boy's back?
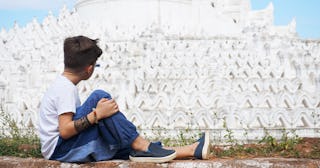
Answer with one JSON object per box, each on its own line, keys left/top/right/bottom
{"left": 38, "top": 75, "right": 80, "bottom": 159}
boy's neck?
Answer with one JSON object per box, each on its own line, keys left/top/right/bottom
{"left": 62, "top": 70, "right": 82, "bottom": 85}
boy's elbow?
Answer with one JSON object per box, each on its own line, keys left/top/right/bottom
{"left": 59, "top": 129, "right": 72, "bottom": 140}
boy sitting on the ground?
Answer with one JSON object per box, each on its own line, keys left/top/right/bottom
{"left": 38, "top": 35, "right": 210, "bottom": 163}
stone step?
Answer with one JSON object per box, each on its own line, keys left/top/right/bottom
{"left": 1, "top": 157, "right": 319, "bottom": 168}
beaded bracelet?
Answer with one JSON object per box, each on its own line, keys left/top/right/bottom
{"left": 92, "top": 108, "right": 99, "bottom": 124}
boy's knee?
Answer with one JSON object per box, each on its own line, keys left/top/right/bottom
{"left": 92, "top": 89, "right": 112, "bottom": 99}
{"left": 104, "top": 112, "right": 127, "bottom": 122}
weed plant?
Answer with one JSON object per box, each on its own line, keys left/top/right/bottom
{"left": 0, "top": 103, "right": 41, "bottom": 158}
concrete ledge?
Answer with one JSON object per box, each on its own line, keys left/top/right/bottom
{"left": 1, "top": 157, "right": 320, "bottom": 168}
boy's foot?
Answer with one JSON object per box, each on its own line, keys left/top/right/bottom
{"left": 153, "top": 141, "right": 162, "bottom": 147}
{"left": 194, "top": 132, "right": 210, "bottom": 159}
{"left": 129, "top": 142, "right": 176, "bottom": 163}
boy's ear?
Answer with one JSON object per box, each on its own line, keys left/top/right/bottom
{"left": 85, "top": 64, "right": 94, "bottom": 74}
{"left": 88, "top": 65, "right": 94, "bottom": 72}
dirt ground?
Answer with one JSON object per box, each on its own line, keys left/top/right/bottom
{"left": 209, "top": 137, "right": 320, "bottom": 159}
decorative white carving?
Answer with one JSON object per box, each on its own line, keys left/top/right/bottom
{"left": 0, "top": 0, "right": 319, "bottom": 142}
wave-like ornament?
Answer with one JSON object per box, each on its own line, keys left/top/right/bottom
{"left": 0, "top": 2, "right": 319, "bottom": 141}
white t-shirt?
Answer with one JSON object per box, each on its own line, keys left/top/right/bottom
{"left": 38, "top": 75, "right": 81, "bottom": 159}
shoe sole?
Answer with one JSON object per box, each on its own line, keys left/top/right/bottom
{"left": 202, "top": 131, "right": 210, "bottom": 159}
{"left": 129, "top": 151, "right": 176, "bottom": 163}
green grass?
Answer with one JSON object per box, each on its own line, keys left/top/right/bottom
{"left": 0, "top": 137, "right": 41, "bottom": 158}
{"left": 212, "top": 132, "right": 320, "bottom": 159}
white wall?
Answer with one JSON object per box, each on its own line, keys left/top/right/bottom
{"left": 0, "top": 0, "right": 318, "bottom": 142}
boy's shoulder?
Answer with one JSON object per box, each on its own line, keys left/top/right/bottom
{"left": 46, "top": 75, "right": 76, "bottom": 95}
{"left": 53, "top": 75, "right": 75, "bottom": 87}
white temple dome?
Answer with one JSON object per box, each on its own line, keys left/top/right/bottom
{"left": 74, "top": 0, "right": 263, "bottom": 37}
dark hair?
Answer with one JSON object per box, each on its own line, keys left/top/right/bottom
{"left": 63, "top": 36, "right": 102, "bottom": 71}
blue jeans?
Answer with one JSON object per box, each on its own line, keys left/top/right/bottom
{"left": 50, "top": 90, "right": 139, "bottom": 163}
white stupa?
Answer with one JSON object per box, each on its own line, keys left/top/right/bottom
{"left": 74, "top": 0, "right": 297, "bottom": 38}
{"left": 0, "top": 0, "right": 318, "bottom": 142}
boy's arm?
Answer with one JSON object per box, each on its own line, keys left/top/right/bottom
{"left": 58, "top": 98, "right": 119, "bottom": 139}
{"left": 59, "top": 111, "right": 97, "bottom": 139}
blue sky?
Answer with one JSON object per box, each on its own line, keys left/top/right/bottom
{"left": 250, "top": 0, "right": 320, "bottom": 39}
{"left": 0, "top": 0, "right": 319, "bottom": 39}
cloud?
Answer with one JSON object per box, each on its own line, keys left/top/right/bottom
{"left": 0, "top": 0, "right": 76, "bottom": 10}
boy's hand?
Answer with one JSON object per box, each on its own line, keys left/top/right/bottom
{"left": 95, "top": 98, "right": 119, "bottom": 120}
